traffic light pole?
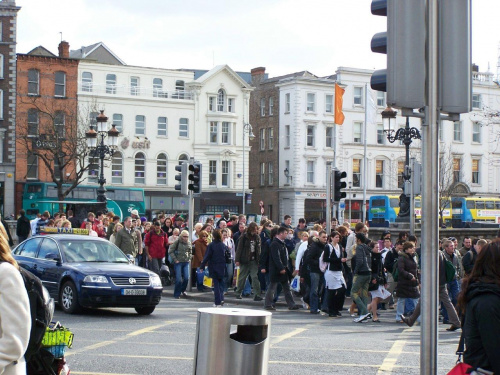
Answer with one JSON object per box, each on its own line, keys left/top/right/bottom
{"left": 187, "top": 189, "right": 194, "bottom": 292}
{"left": 326, "top": 168, "right": 332, "bottom": 234}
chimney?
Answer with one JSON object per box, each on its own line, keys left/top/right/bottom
{"left": 251, "top": 67, "right": 266, "bottom": 76}
{"left": 58, "top": 41, "right": 69, "bottom": 58}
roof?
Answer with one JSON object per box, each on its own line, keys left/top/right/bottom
{"left": 181, "top": 67, "right": 263, "bottom": 85}
{"left": 69, "top": 42, "right": 125, "bottom": 65}
{"left": 192, "top": 65, "right": 253, "bottom": 89}
{"left": 264, "top": 70, "right": 318, "bottom": 83}
{"left": 25, "top": 46, "right": 57, "bottom": 57}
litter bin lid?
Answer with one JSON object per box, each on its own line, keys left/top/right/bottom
{"left": 198, "top": 307, "right": 272, "bottom": 317}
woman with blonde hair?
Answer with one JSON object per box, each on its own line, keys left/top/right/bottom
{"left": 110, "top": 223, "right": 123, "bottom": 244}
{"left": 0, "top": 222, "right": 31, "bottom": 375}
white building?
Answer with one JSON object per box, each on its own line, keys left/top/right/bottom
{"left": 75, "top": 43, "right": 253, "bottom": 217}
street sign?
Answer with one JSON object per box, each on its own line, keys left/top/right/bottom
{"left": 339, "top": 202, "right": 345, "bottom": 210}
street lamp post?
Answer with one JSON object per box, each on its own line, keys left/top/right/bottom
{"left": 382, "top": 107, "right": 422, "bottom": 219}
{"left": 86, "top": 111, "right": 119, "bottom": 208}
{"left": 348, "top": 181, "right": 352, "bottom": 223}
{"left": 242, "top": 122, "right": 255, "bottom": 215}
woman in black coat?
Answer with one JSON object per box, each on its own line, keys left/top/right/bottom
{"left": 395, "top": 241, "right": 420, "bottom": 322}
{"left": 457, "top": 239, "right": 500, "bottom": 374}
{"left": 200, "top": 229, "right": 228, "bottom": 307}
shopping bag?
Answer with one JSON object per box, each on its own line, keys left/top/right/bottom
{"left": 196, "top": 268, "right": 205, "bottom": 286}
{"left": 233, "top": 267, "right": 240, "bottom": 287}
{"left": 290, "top": 275, "right": 300, "bottom": 292}
{"left": 203, "top": 275, "right": 213, "bottom": 288}
{"left": 446, "top": 362, "right": 472, "bottom": 375}
{"left": 379, "top": 286, "right": 391, "bottom": 300}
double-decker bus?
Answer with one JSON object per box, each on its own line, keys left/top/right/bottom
{"left": 451, "top": 197, "right": 500, "bottom": 228}
{"left": 22, "top": 182, "right": 146, "bottom": 220}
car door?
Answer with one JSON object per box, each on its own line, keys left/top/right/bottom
{"left": 36, "top": 238, "right": 63, "bottom": 297}
{"left": 14, "top": 237, "right": 43, "bottom": 274}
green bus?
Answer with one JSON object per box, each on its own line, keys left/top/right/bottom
{"left": 22, "top": 182, "right": 146, "bottom": 220}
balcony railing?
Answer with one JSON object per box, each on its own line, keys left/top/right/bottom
{"left": 472, "top": 71, "right": 494, "bottom": 84}
{"left": 79, "top": 82, "right": 194, "bottom": 100}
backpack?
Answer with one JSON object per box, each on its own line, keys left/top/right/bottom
{"left": 444, "top": 258, "right": 456, "bottom": 283}
{"left": 392, "top": 260, "right": 399, "bottom": 282}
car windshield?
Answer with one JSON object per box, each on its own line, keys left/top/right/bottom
{"left": 58, "top": 239, "right": 129, "bottom": 263}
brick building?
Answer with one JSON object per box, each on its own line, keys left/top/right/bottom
{"left": 15, "top": 41, "right": 79, "bottom": 213}
{"left": 0, "top": 0, "right": 20, "bottom": 217}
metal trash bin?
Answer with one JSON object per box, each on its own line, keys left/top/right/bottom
{"left": 193, "top": 307, "right": 272, "bottom": 375}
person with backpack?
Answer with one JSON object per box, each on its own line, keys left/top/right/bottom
{"left": 144, "top": 221, "right": 168, "bottom": 277}
{"left": 323, "top": 231, "right": 347, "bottom": 317}
{"left": 0, "top": 227, "right": 31, "bottom": 375}
{"left": 169, "top": 230, "right": 193, "bottom": 299}
{"left": 351, "top": 233, "right": 373, "bottom": 323}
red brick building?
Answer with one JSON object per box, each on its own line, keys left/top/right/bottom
{"left": 15, "top": 41, "right": 79, "bottom": 213}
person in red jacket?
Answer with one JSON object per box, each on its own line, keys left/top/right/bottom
{"left": 145, "top": 221, "right": 168, "bottom": 275}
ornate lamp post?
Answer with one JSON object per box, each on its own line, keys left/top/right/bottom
{"left": 382, "top": 106, "right": 421, "bottom": 219}
{"left": 242, "top": 122, "right": 255, "bottom": 215}
{"left": 86, "top": 111, "right": 119, "bottom": 206}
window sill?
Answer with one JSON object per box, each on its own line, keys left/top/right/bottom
{"left": 54, "top": 96, "right": 67, "bottom": 99}
{"left": 157, "top": 135, "right": 168, "bottom": 138}
{"left": 324, "top": 112, "right": 333, "bottom": 115}
{"left": 305, "top": 111, "right": 317, "bottom": 115}
{"left": 178, "top": 136, "right": 189, "bottom": 140}
{"left": 284, "top": 146, "right": 290, "bottom": 150}
{"left": 452, "top": 140, "right": 464, "bottom": 143}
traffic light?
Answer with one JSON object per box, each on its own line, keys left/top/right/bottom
{"left": 175, "top": 162, "right": 188, "bottom": 195}
{"left": 333, "top": 170, "right": 347, "bottom": 202}
{"left": 370, "top": 0, "right": 425, "bottom": 109}
{"left": 188, "top": 161, "right": 202, "bottom": 194}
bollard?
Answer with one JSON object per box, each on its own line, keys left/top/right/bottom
{"left": 193, "top": 307, "right": 272, "bottom": 375}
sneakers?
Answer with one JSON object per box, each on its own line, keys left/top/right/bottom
{"left": 288, "top": 305, "right": 300, "bottom": 310}
{"left": 353, "top": 313, "right": 371, "bottom": 323}
{"left": 182, "top": 292, "right": 188, "bottom": 297}
{"left": 254, "top": 296, "right": 263, "bottom": 302}
{"left": 401, "top": 314, "right": 414, "bottom": 327}
{"left": 265, "top": 306, "right": 276, "bottom": 311}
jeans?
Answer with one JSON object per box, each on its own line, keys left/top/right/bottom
{"left": 309, "top": 272, "right": 322, "bottom": 312}
{"left": 174, "top": 262, "right": 190, "bottom": 298}
{"left": 396, "top": 298, "right": 420, "bottom": 321}
{"left": 351, "top": 274, "right": 371, "bottom": 316}
{"left": 149, "top": 258, "right": 162, "bottom": 276}
{"left": 265, "top": 280, "right": 295, "bottom": 309}
{"left": 212, "top": 277, "right": 225, "bottom": 306}
{"left": 441, "top": 279, "right": 460, "bottom": 322}
{"left": 405, "top": 298, "right": 416, "bottom": 315}
{"left": 223, "top": 261, "right": 234, "bottom": 292}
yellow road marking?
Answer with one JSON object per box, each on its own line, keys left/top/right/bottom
{"left": 271, "top": 327, "right": 307, "bottom": 346}
{"left": 377, "top": 330, "right": 409, "bottom": 373}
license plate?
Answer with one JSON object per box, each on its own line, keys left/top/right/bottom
{"left": 121, "top": 289, "right": 147, "bottom": 295}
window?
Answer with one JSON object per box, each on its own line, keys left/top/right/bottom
{"left": 398, "top": 160, "right": 405, "bottom": 188}
{"left": 354, "top": 87, "right": 363, "bottom": 105}
{"left": 285, "top": 160, "right": 290, "bottom": 184}
{"left": 208, "top": 96, "right": 215, "bottom": 112}
{"left": 217, "top": 89, "right": 225, "bottom": 112}
{"left": 326, "top": 127, "right": 333, "bottom": 148}
{"left": 157, "top": 153, "right": 167, "bottom": 185}
{"left": 210, "top": 122, "right": 218, "bottom": 143}
{"left": 179, "top": 154, "right": 189, "bottom": 162}
{"left": 353, "top": 158, "right": 361, "bottom": 187}
{"left": 135, "top": 115, "right": 145, "bottom": 135}
{"left": 130, "top": 77, "right": 140, "bottom": 96}
{"left": 0, "top": 90, "right": 3, "bottom": 119}
{"left": 54, "top": 112, "right": 65, "bottom": 138}
{"left": 111, "top": 152, "right": 123, "bottom": 184}
{"left": 268, "top": 128, "right": 274, "bottom": 150}
{"left": 325, "top": 94, "right": 333, "bottom": 113}
{"left": 27, "top": 109, "right": 38, "bottom": 137}
{"left": 259, "top": 128, "right": 265, "bottom": 150}
{"left": 285, "top": 125, "right": 290, "bottom": 148}
{"left": 269, "top": 97, "right": 274, "bottom": 115}
{"left": 54, "top": 71, "right": 66, "bottom": 97}
{"left": 106, "top": 74, "right": 116, "bottom": 94}
{"left": 353, "top": 122, "right": 363, "bottom": 143}
{"left": 306, "top": 125, "right": 315, "bottom": 147}
{"left": 209, "top": 161, "right": 217, "bottom": 186}
{"left": 135, "top": 152, "right": 146, "bottom": 184}
{"left": 268, "top": 162, "right": 273, "bottom": 185}
{"left": 153, "top": 78, "right": 166, "bottom": 98}
{"left": 472, "top": 122, "right": 481, "bottom": 143}
{"left": 89, "top": 111, "right": 99, "bottom": 127}
{"left": 472, "top": 94, "right": 481, "bottom": 109}
{"left": 158, "top": 117, "right": 167, "bottom": 136}
{"left": 112, "top": 114, "right": 123, "bottom": 133}
{"left": 174, "top": 80, "right": 185, "bottom": 99}
{"left": 27, "top": 154, "right": 38, "bottom": 179}
{"left": 221, "top": 161, "right": 229, "bottom": 187}
{"left": 88, "top": 156, "right": 99, "bottom": 183}
{"left": 82, "top": 72, "right": 93, "bottom": 92}
{"left": 179, "top": 118, "right": 189, "bottom": 137}
{"left": 260, "top": 163, "right": 265, "bottom": 186}
{"left": 307, "top": 161, "right": 315, "bottom": 183}
{"left": 54, "top": 156, "right": 62, "bottom": 179}
{"left": 285, "top": 93, "right": 290, "bottom": 113}
{"left": 28, "top": 69, "right": 39, "bottom": 95}
{"left": 260, "top": 98, "right": 266, "bottom": 116}
{"left": 0, "top": 22, "right": 2, "bottom": 41}
{"left": 453, "top": 158, "right": 461, "bottom": 183}
{"left": 376, "top": 160, "right": 384, "bottom": 188}
{"left": 221, "top": 122, "right": 230, "bottom": 144}
{"left": 439, "top": 121, "right": 443, "bottom": 141}
{"left": 228, "top": 98, "right": 234, "bottom": 113}
{"left": 306, "top": 93, "right": 315, "bottom": 112}
{"left": 472, "top": 159, "right": 480, "bottom": 184}
{"left": 453, "top": 121, "right": 462, "bottom": 142}
{"left": 377, "top": 124, "right": 384, "bottom": 144}
{"left": 377, "top": 91, "right": 385, "bottom": 107}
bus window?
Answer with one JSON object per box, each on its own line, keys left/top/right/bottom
{"left": 466, "top": 200, "right": 475, "bottom": 209}
{"left": 47, "top": 186, "right": 58, "bottom": 198}
{"left": 75, "top": 188, "right": 95, "bottom": 200}
{"left": 390, "top": 198, "right": 399, "bottom": 208}
{"left": 414, "top": 199, "right": 421, "bottom": 208}
{"left": 130, "top": 190, "right": 143, "bottom": 201}
{"left": 114, "top": 190, "right": 129, "bottom": 201}
{"left": 452, "top": 200, "right": 463, "bottom": 209}
{"left": 106, "top": 190, "right": 115, "bottom": 199}
{"left": 496, "top": 202, "right": 500, "bottom": 209}
{"left": 443, "top": 200, "right": 451, "bottom": 208}
{"left": 485, "top": 201, "right": 494, "bottom": 209}
{"left": 476, "top": 201, "right": 485, "bottom": 209}
{"left": 27, "top": 184, "right": 43, "bottom": 194}
{"left": 372, "top": 199, "right": 386, "bottom": 207}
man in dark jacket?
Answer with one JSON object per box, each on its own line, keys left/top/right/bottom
{"left": 305, "top": 230, "right": 328, "bottom": 314}
{"left": 235, "top": 222, "right": 262, "bottom": 301}
{"left": 264, "top": 226, "right": 300, "bottom": 311}
{"left": 16, "top": 210, "right": 31, "bottom": 244}
{"left": 352, "top": 233, "right": 372, "bottom": 322}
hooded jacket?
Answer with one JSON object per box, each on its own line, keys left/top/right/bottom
{"left": 354, "top": 243, "right": 372, "bottom": 275}
{"left": 463, "top": 282, "right": 500, "bottom": 373}
{"left": 395, "top": 251, "right": 420, "bottom": 299}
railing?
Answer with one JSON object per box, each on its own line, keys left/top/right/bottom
{"left": 472, "top": 71, "right": 494, "bottom": 84}
{"left": 79, "top": 82, "right": 194, "bottom": 100}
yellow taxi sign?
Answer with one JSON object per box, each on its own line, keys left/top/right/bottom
{"left": 40, "top": 227, "right": 89, "bottom": 235}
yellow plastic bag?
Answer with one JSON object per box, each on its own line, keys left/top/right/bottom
{"left": 203, "top": 275, "right": 213, "bottom": 288}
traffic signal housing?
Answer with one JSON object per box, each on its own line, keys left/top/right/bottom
{"left": 188, "top": 161, "right": 202, "bottom": 194}
{"left": 334, "top": 170, "right": 347, "bottom": 202}
{"left": 175, "top": 162, "right": 188, "bottom": 195}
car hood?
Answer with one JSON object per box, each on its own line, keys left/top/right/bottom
{"left": 67, "top": 263, "right": 153, "bottom": 277}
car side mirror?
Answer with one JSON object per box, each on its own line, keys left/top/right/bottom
{"left": 45, "top": 253, "right": 61, "bottom": 264}
{"left": 126, "top": 254, "right": 135, "bottom": 265}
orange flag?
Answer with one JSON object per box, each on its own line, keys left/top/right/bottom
{"left": 334, "top": 83, "right": 345, "bottom": 125}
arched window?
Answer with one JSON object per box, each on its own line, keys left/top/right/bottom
{"left": 106, "top": 74, "right": 117, "bottom": 94}
{"left": 174, "top": 80, "right": 185, "bottom": 99}
{"left": 28, "top": 69, "right": 39, "bottom": 95}
{"left": 135, "top": 152, "right": 146, "bottom": 184}
{"left": 157, "top": 153, "right": 167, "bottom": 185}
{"left": 153, "top": 78, "right": 164, "bottom": 97}
{"left": 82, "top": 72, "right": 93, "bottom": 92}
{"left": 217, "top": 89, "right": 225, "bottom": 112}
{"left": 112, "top": 151, "right": 123, "bottom": 184}
{"left": 179, "top": 154, "right": 189, "bottom": 162}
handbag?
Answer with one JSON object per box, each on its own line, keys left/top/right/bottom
{"left": 224, "top": 245, "right": 232, "bottom": 264}
{"left": 290, "top": 275, "right": 300, "bottom": 292}
{"left": 447, "top": 330, "right": 472, "bottom": 375}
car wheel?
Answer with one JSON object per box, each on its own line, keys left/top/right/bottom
{"left": 135, "top": 306, "right": 155, "bottom": 315}
{"left": 60, "top": 281, "right": 81, "bottom": 314}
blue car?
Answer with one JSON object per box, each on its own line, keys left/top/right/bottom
{"left": 12, "top": 234, "right": 163, "bottom": 315}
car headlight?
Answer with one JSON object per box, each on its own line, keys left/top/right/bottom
{"left": 150, "top": 274, "right": 162, "bottom": 287}
{"left": 84, "top": 275, "right": 109, "bottom": 283}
